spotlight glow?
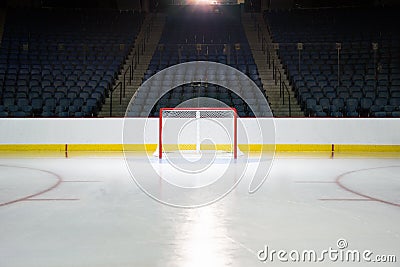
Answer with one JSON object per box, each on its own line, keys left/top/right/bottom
{"left": 188, "top": 0, "right": 218, "bottom": 5}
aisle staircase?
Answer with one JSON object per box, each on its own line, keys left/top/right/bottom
{"left": 99, "top": 13, "right": 166, "bottom": 117}
{"left": 242, "top": 12, "right": 303, "bottom": 117}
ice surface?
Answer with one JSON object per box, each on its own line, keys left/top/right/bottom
{"left": 0, "top": 153, "right": 399, "bottom": 267}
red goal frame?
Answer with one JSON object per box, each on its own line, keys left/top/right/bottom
{"left": 158, "top": 107, "right": 238, "bottom": 159}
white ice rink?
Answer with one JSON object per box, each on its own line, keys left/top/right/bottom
{"left": 0, "top": 152, "right": 399, "bottom": 266}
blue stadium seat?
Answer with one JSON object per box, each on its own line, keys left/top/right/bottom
{"left": 0, "top": 8, "right": 144, "bottom": 117}
{"left": 0, "top": 111, "right": 9, "bottom": 117}
{"left": 264, "top": 7, "right": 400, "bottom": 117}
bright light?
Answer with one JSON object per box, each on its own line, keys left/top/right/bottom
{"left": 188, "top": 0, "right": 218, "bottom": 5}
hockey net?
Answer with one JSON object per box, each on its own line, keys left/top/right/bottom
{"left": 155, "top": 107, "right": 242, "bottom": 158}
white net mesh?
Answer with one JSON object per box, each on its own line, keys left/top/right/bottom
{"left": 155, "top": 108, "right": 240, "bottom": 158}
{"left": 162, "top": 109, "right": 235, "bottom": 119}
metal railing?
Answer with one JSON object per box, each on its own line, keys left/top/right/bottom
{"left": 107, "top": 14, "right": 156, "bottom": 116}
{"left": 251, "top": 11, "right": 293, "bottom": 116}
{"left": 281, "top": 79, "right": 292, "bottom": 116}
{"left": 123, "top": 65, "right": 132, "bottom": 98}
{"left": 109, "top": 81, "right": 122, "bottom": 117}
{"left": 272, "top": 59, "right": 292, "bottom": 116}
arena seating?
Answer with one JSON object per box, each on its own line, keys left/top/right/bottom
{"left": 137, "top": 6, "right": 266, "bottom": 117}
{"left": 265, "top": 7, "right": 400, "bottom": 117}
{"left": 0, "top": 8, "right": 143, "bottom": 117}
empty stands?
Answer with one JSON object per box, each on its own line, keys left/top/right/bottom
{"left": 131, "top": 6, "right": 268, "bottom": 117}
{"left": 265, "top": 7, "right": 400, "bottom": 117}
{"left": 0, "top": 8, "right": 143, "bottom": 117}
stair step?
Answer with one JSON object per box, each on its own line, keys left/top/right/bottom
{"left": 242, "top": 12, "right": 304, "bottom": 117}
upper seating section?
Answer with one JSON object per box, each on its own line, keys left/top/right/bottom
{"left": 147, "top": 6, "right": 258, "bottom": 80}
{"left": 0, "top": 8, "right": 143, "bottom": 118}
{"left": 160, "top": 6, "right": 244, "bottom": 44}
{"left": 265, "top": 7, "right": 400, "bottom": 117}
{"left": 139, "top": 6, "right": 265, "bottom": 117}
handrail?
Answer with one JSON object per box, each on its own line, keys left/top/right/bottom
{"left": 109, "top": 81, "right": 122, "bottom": 117}
{"left": 107, "top": 13, "right": 156, "bottom": 117}
{"left": 116, "top": 13, "right": 154, "bottom": 112}
{"left": 253, "top": 13, "right": 272, "bottom": 70}
{"left": 253, "top": 14, "right": 292, "bottom": 117}
{"left": 272, "top": 59, "right": 292, "bottom": 116}
{"left": 282, "top": 81, "right": 292, "bottom": 116}
{"left": 267, "top": 42, "right": 272, "bottom": 69}
{"left": 136, "top": 44, "right": 140, "bottom": 65}
{"left": 261, "top": 35, "right": 265, "bottom": 52}
{"left": 123, "top": 64, "right": 132, "bottom": 98}
{"left": 131, "top": 50, "right": 137, "bottom": 78}
{"left": 133, "top": 16, "right": 150, "bottom": 68}
{"left": 261, "top": 36, "right": 272, "bottom": 69}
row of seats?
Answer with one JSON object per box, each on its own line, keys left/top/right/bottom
{"left": 160, "top": 6, "right": 244, "bottom": 44}
{"left": 132, "top": 6, "right": 266, "bottom": 117}
{"left": 0, "top": 8, "right": 144, "bottom": 117}
{"left": 129, "top": 84, "right": 266, "bottom": 117}
{"left": 265, "top": 7, "right": 400, "bottom": 117}
{"left": 304, "top": 96, "right": 400, "bottom": 117}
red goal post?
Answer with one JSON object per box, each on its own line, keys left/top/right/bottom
{"left": 158, "top": 107, "right": 238, "bottom": 159}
